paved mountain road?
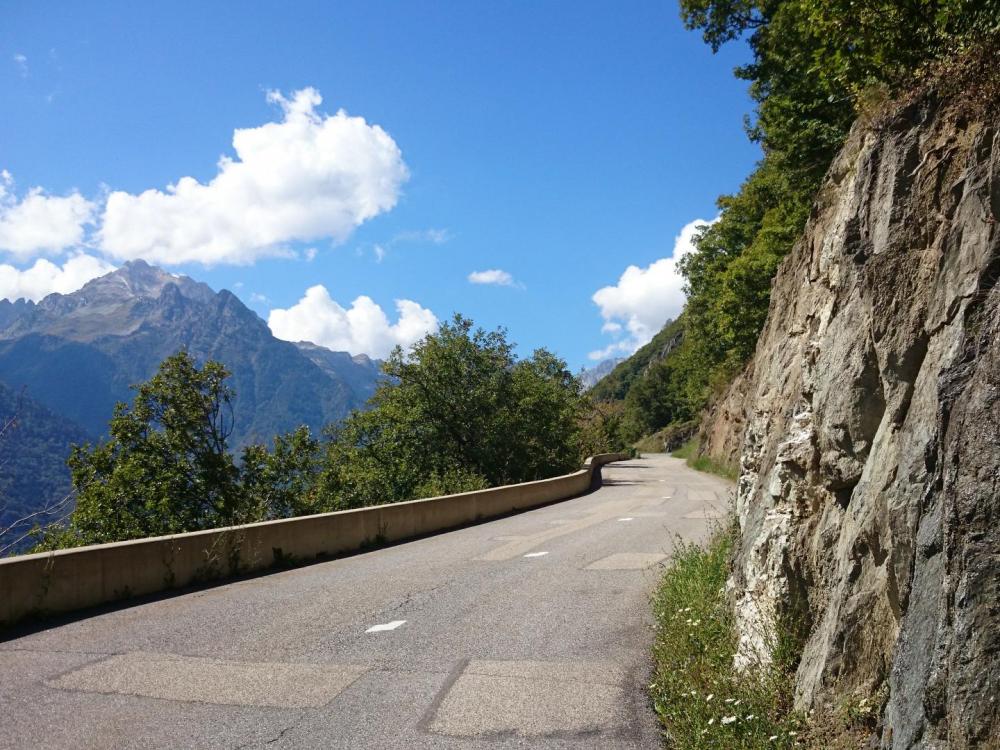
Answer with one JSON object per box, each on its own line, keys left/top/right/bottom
{"left": 0, "top": 454, "right": 732, "bottom": 749}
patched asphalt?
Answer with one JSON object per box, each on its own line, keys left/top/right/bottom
{"left": 0, "top": 454, "right": 732, "bottom": 749}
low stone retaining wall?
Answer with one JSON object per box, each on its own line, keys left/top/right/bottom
{"left": 0, "top": 453, "right": 629, "bottom": 626}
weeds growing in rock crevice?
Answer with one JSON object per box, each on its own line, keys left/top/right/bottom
{"left": 650, "top": 525, "right": 885, "bottom": 749}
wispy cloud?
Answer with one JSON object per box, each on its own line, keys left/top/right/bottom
{"left": 361, "top": 227, "right": 450, "bottom": 263}
{"left": 468, "top": 268, "right": 523, "bottom": 289}
{"left": 392, "top": 228, "right": 450, "bottom": 245}
{"left": 12, "top": 53, "right": 27, "bottom": 77}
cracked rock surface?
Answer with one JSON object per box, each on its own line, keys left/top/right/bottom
{"left": 701, "top": 87, "right": 1000, "bottom": 748}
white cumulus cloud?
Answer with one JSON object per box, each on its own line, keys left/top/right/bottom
{"left": 468, "top": 268, "right": 517, "bottom": 287}
{"left": 589, "top": 217, "right": 715, "bottom": 360}
{"left": 268, "top": 285, "right": 437, "bottom": 358}
{"left": 0, "top": 253, "right": 115, "bottom": 302}
{"left": 99, "top": 88, "right": 409, "bottom": 266}
{"left": 0, "top": 171, "right": 96, "bottom": 259}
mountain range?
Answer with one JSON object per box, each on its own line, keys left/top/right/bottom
{"left": 0, "top": 261, "right": 383, "bottom": 535}
{"left": 577, "top": 357, "right": 623, "bottom": 390}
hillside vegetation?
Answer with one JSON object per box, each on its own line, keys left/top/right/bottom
{"left": 28, "top": 316, "right": 624, "bottom": 550}
{"left": 0, "top": 261, "right": 385, "bottom": 538}
{"left": 592, "top": 0, "right": 1000, "bottom": 453}
{"left": 0, "top": 384, "right": 92, "bottom": 553}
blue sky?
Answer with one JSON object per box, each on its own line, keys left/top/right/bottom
{"left": 1, "top": 0, "right": 756, "bottom": 369}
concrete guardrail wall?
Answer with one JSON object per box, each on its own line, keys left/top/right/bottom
{"left": 0, "top": 453, "right": 630, "bottom": 627}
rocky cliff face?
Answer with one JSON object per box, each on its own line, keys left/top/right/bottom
{"left": 701, "top": 84, "right": 999, "bottom": 746}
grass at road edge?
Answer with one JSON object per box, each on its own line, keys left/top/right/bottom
{"left": 650, "top": 525, "right": 885, "bottom": 748}
{"left": 671, "top": 438, "right": 739, "bottom": 482}
{"left": 650, "top": 525, "right": 803, "bottom": 748}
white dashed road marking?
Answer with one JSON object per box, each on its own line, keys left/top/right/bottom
{"left": 366, "top": 620, "right": 407, "bottom": 633}
{"left": 618, "top": 518, "right": 634, "bottom": 522}
{"left": 523, "top": 552, "right": 549, "bottom": 558}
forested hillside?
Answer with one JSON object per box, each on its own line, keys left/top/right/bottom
{"left": 28, "top": 316, "right": 624, "bottom": 551}
{"left": 588, "top": 318, "right": 690, "bottom": 442}
{"left": 0, "top": 383, "right": 92, "bottom": 552}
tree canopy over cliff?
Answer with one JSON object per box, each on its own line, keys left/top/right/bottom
{"left": 679, "top": 0, "right": 1000, "bottom": 395}
{"left": 593, "top": 0, "right": 1000, "bottom": 444}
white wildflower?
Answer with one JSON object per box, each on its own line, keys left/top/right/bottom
{"left": 721, "top": 715, "right": 737, "bottom": 725}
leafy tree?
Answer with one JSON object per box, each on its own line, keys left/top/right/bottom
{"left": 682, "top": 0, "right": 999, "bottom": 176}
{"left": 50, "top": 352, "right": 244, "bottom": 545}
{"left": 240, "top": 425, "right": 322, "bottom": 520}
{"left": 37, "top": 353, "right": 330, "bottom": 549}
{"left": 316, "top": 315, "right": 608, "bottom": 509}
{"left": 34, "top": 319, "right": 627, "bottom": 549}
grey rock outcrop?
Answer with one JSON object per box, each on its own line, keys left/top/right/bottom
{"left": 701, "top": 86, "right": 999, "bottom": 746}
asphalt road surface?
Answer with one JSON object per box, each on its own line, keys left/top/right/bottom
{"left": 0, "top": 453, "right": 732, "bottom": 749}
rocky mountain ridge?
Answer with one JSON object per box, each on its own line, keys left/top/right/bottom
{"left": 577, "top": 356, "right": 623, "bottom": 390}
{"left": 0, "top": 262, "right": 384, "bottom": 534}
{"left": 0, "top": 260, "right": 381, "bottom": 446}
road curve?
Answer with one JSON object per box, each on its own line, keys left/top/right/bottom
{"left": 0, "top": 454, "right": 732, "bottom": 749}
